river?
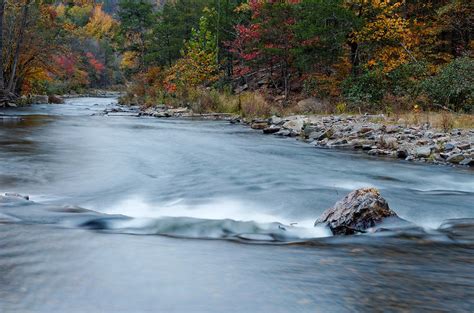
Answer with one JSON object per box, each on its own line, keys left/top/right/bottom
{"left": 0, "top": 97, "right": 473, "bottom": 312}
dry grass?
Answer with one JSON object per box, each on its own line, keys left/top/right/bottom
{"left": 386, "top": 111, "right": 474, "bottom": 130}
{"left": 238, "top": 92, "right": 272, "bottom": 117}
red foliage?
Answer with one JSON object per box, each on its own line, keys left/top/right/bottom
{"left": 54, "top": 55, "right": 76, "bottom": 75}
{"left": 230, "top": 1, "right": 299, "bottom": 79}
{"left": 86, "top": 52, "right": 105, "bottom": 74}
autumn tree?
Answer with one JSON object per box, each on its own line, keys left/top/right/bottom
{"left": 231, "top": 0, "right": 300, "bottom": 98}
{"left": 344, "top": 0, "right": 419, "bottom": 74}
{"left": 117, "top": 0, "right": 154, "bottom": 72}
{"left": 165, "top": 14, "right": 221, "bottom": 93}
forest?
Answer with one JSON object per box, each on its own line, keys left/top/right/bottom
{"left": 0, "top": 0, "right": 472, "bottom": 115}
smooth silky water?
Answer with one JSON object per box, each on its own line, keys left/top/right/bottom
{"left": 0, "top": 98, "right": 473, "bottom": 312}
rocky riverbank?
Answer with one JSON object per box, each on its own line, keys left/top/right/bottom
{"left": 136, "top": 105, "right": 474, "bottom": 167}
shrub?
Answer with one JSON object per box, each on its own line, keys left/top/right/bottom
{"left": 421, "top": 57, "right": 474, "bottom": 112}
{"left": 387, "top": 62, "right": 427, "bottom": 99}
{"left": 342, "top": 68, "right": 388, "bottom": 108}
{"left": 239, "top": 92, "right": 271, "bottom": 117}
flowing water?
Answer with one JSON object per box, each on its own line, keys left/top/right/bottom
{"left": 0, "top": 98, "right": 473, "bottom": 312}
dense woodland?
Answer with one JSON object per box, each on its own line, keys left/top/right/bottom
{"left": 0, "top": 0, "right": 472, "bottom": 114}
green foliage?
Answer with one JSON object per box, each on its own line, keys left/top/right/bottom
{"left": 421, "top": 57, "right": 474, "bottom": 112}
{"left": 112, "top": 0, "right": 474, "bottom": 115}
{"left": 386, "top": 62, "right": 428, "bottom": 98}
{"left": 342, "top": 68, "right": 388, "bottom": 105}
{"left": 146, "top": 0, "right": 217, "bottom": 67}
{"left": 117, "top": 0, "right": 154, "bottom": 71}
{"left": 294, "top": 0, "right": 358, "bottom": 71}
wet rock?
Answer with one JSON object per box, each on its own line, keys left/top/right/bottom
{"left": 446, "top": 154, "right": 465, "bottom": 164}
{"left": 396, "top": 149, "right": 408, "bottom": 159}
{"left": 415, "top": 146, "right": 432, "bottom": 158}
{"left": 48, "top": 95, "right": 64, "bottom": 104}
{"left": 282, "top": 119, "right": 304, "bottom": 134}
{"left": 3, "top": 193, "right": 29, "bottom": 200}
{"left": 274, "top": 129, "right": 292, "bottom": 136}
{"left": 459, "top": 158, "right": 474, "bottom": 166}
{"left": 458, "top": 143, "right": 471, "bottom": 150}
{"left": 314, "top": 188, "right": 399, "bottom": 235}
{"left": 263, "top": 125, "right": 281, "bottom": 134}
{"left": 153, "top": 112, "right": 170, "bottom": 118}
{"left": 251, "top": 122, "right": 268, "bottom": 130}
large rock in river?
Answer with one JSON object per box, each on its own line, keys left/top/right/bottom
{"left": 314, "top": 188, "right": 398, "bottom": 235}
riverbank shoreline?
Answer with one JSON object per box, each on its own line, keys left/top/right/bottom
{"left": 133, "top": 105, "right": 474, "bottom": 168}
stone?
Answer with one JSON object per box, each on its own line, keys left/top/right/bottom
{"left": 446, "top": 154, "right": 465, "bottom": 164}
{"left": 282, "top": 119, "right": 304, "bottom": 134}
{"left": 274, "top": 129, "right": 291, "bottom": 136}
{"left": 444, "top": 142, "right": 456, "bottom": 151}
{"left": 396, "top": 149, "right": 408, "bottom": 159}
{"left": 269, "top": 116, "right": 284, "bottom": 125}
{"left": 263, "top": 126, "right": 281, "bottom": 134}
{"left": 314, "top": 188, "right": 398, "bottom": 235}
{"left": 48, "top": 95, "right": 65, "bottom": 104}
{"left": 459, "top": 158, "right": 474, "bottom": 166}
{"left": 3, "top": 193, "right": 29, "bottom": 200}
{"left": 303, "top": 125, "right": 324, "bottom": 138}
{"left": 458, "top": 143, "right": 471, "bottom": 150}
{"left": 153, "top": 112, "right": 170, "bottom": 118}
{"left": 168, "top": 107, "right": 189, "bottom": 114}
{"left": 318, "top": 128, "right": 334, "bottom": 140}
{"left": 307, "top": 131, "right": 324, "bottom": 141}
{"left": 415, "top": 146, "right": 432, "bottom": 158}
{"left": 251, "top": 122, "right": 268, "bottom": 130}
{"left": 358, "top": 127, "right": 373, "bottom": 134}
{"left": 382, "top": 136, "right": 398, "bottom": 149}
{"left": 385, "top": 125, "right": 400, "bottom": 134}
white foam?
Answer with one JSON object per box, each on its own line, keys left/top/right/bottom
{"left": 99, "top": 196, "right": 331, "bottom": 239}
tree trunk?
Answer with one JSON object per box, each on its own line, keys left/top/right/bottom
{"left": 349, "top": 41, "right": 359, "bottom": 75}
{"left": 7, "top": 1, "right": 31, "bottom": 94}
{"left": 0, "top": 0, "right": 5, "bottom": 91}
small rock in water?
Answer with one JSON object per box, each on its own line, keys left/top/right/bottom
{"left": 314, "top": 188, "right": 399, "bottom": 235}
{"left": 3, "top": 193, "right": 29, "bottom": 200}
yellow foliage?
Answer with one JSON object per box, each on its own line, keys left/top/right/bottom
{"left": 348, "top": 0, "right": 419, "bottom": 72}
{"left": 84, "top": 5, "right": 116, "bottom": 40}
{"left": 121, "top": 51, "right": 139, "bottom": 70}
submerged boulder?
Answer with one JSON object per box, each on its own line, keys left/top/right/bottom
{"left": 315, "top": 188, "right": 398, "bottom": 235}
{"left": 3, "top": 192, "right": 29, "bottom": 200}
{"left": 48, "top": 95, "right": 65, "bottom": 104}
